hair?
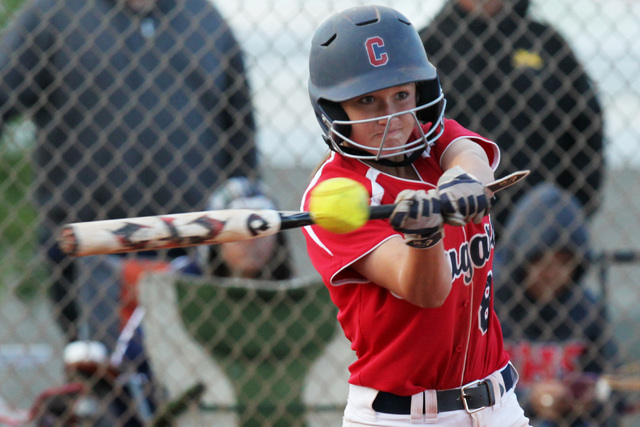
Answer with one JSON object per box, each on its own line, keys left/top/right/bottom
{"left": 309, "top": 151, "right": 332, "bottom": 181}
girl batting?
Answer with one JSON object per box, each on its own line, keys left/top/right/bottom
{"left": 301, "top": 5, "right": 530, "bottom": 426}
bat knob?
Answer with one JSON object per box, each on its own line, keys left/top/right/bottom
{"left": 58, "top": 226, "right": 79, "bottom": 256}
{"left": 595, "top": 377, "right": 612, "bottom": 402}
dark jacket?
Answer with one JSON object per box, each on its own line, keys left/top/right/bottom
{"left": 494, "top": 183, "right": 621, "bottom": 426}
{"left": 0, "top": 0, "right": 257, "bottom": 243}
{"left": 420, "top": 1, "right": 604, "bottom": 238}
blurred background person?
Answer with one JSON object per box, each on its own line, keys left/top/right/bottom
{"left": 420, "top": 0, "right": 605, "bottom": 240}
{"left": 0, "top": 0, "right": 258, "bottom": 423}
{"left": 0, "top": 0, "right": 257, "bottom": 347}
{"left": 118, "top": 177, "right": 293, "bottom": 425}
{"left": 494, "top": 183, "right": 624, "bottom": 426}
{"left": 172, "top": 176, "right": 293, "bottom": 281}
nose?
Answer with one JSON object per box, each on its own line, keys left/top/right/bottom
{"left": 376, "top": 107, "right": 403, "bottom": 125}
{"left": 377, "top": 115, "right": 393, "bottom": 126}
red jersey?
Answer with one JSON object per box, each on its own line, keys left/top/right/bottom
{"left": 301, "top": 119, "right": 510, "bottom": 395}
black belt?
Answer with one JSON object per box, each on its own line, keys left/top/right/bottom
{"left": 372, "top": 365, "right": 514, "bottom": 415}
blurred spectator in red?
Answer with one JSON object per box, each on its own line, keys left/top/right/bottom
{"left": 494, "top": 183, "right": 624, "bottom": 426}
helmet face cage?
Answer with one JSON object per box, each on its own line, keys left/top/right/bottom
{"left": 308, "top": 5, "right": 446, "bottom": 162}
{"left": 323, "top": 94, "right": 446, "bottom": 161}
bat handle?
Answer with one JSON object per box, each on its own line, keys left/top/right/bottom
{"left": 369, "top": 204, "right": 396, "bottom": 220}
{"left": 280, "top": 204, "right": 395, "bottom": 231}
{"left": 367, "top": 170, "right": 530, "bottom": 221}
{"left": 368, "top": 193, "right": 497, "bottom": 221}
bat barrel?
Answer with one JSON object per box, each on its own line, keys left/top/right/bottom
{"left": 59, "top": 209, "right": 283, "bottom": 257}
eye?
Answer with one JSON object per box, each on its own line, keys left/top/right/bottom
{"left": 358, "top": 95, "right": 375, "bottom": 105}
{"left": 396, "top": 91, "right": 411, "bottom": 101}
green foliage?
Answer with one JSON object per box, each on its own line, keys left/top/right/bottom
{"left": 0, "top": 0, "right": 40, "bottom": 298}
{"left": 0, "top": 134, "right": 42, "bottom": 300}
{"left": 176, "top": 280, "right": 338, "bottom": 426}
{"left": 0, "top": 0, "right": 28, "bottom": 28}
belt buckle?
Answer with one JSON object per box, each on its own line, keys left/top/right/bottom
{"left": 460, "top": 379, "right": 486, "bottom": 414}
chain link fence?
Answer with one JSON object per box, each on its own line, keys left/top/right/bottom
{"left": 0, "top": 0, "right": 638, "bottom": 425}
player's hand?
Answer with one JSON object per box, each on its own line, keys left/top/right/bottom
{"left": 390, "top": 189, "right": 443, "bottom": 249}
{"left": 437, "top": 166, "right": 490, "bottom": 226}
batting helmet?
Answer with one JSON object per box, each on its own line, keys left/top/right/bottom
{"left": 308, "top": 5, "right": 445, "bottom": 165}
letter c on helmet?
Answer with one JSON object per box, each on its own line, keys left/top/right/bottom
{"left": 365, "top": 37, "right": 388, "bottom": 67}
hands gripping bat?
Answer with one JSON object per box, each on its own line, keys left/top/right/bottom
{"left": 58, "top": 170, "right": 529, "bottom": 257}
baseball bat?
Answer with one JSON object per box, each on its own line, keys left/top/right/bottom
{"left": 598, "top": 374, "right": 640, "bottom": 393}
{"left": 596, "top": 361, "right": 640, "bottom": 394}
{"left": 58, "top": 170, "right": 529, "bottom": 257}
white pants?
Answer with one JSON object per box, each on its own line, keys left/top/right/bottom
{"left": 342, "top": 366, "right": 531, "bottom": 426}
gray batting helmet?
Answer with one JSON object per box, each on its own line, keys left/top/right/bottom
{"left": 308, "top": 5, "right": 445, "bottom": 164}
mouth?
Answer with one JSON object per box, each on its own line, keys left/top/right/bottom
{"left": 376, "top": 127, "right": 404, "bottom": 138}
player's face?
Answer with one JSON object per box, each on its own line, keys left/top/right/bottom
{"left": 125, "top": 0, "right": 156, "bottom": 13}
{"left": 524, "top": 251, "right": 575, "bottom": 301}
{"left": 340, "top": 84, "right": 418, "bottom": 160}
{"left": 457, "top": 0, "right": 505, "bottom": 17}
{"left": 221, "top": 234, "right": 277, "bottom": 278}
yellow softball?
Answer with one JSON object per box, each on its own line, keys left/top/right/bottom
{"left": 309, "top": 177, "right": 370, "bottom": 233}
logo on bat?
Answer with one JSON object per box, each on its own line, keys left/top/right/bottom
{"left": 161, "top": 217, "right": 180, "bottom": 240}
{"left": 112, "top": 223, "right": 153, "bottom": 251}
{"left": 188, "top": 216, "right": 226, "bottom": 244}
{"left": 247, "top": 213, "right": 270, "bottom": 236}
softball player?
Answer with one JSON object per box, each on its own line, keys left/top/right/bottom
{"left": 301, "top": 6, "right": 530, "bottom": 426}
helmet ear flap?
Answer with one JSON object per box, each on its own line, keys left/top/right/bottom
{"left": 319, "top": 99, "right": 351, "bottom": 140}
{"left": 416, "top": 77, "right": 444, "bottom": 125}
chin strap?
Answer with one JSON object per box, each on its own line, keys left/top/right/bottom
{"left": 373, "top": 149, "right": 423, "bottom": 167}
{"left": 322, "top": 135, "right": 423, "bottom": 167}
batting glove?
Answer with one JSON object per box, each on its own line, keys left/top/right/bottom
{"left": 437, "top": 166, "right": 490, "bottom": 226}
{"left": 390, "top": 189, "right": 443, "bottom": 249}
